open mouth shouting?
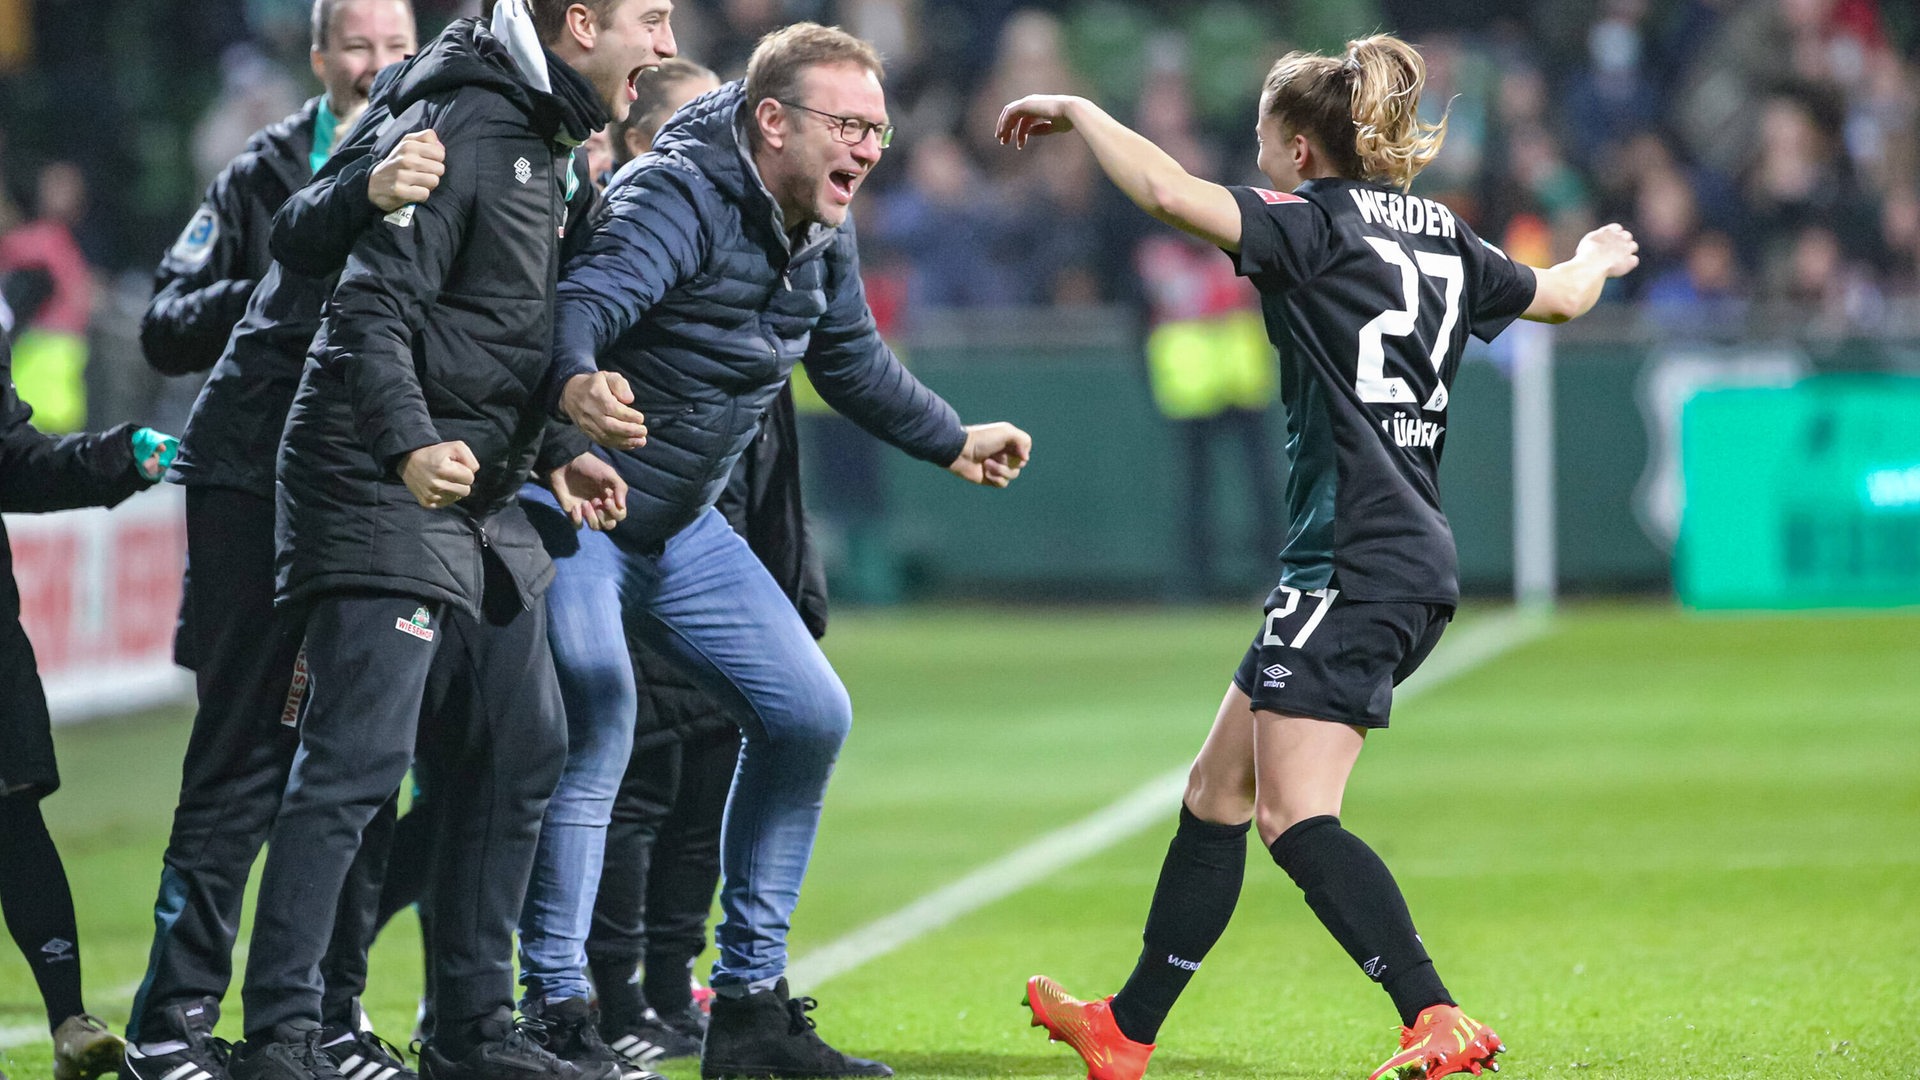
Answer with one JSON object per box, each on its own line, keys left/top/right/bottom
{"left": 827, "top": 169, "right": 861, "bottom": 204}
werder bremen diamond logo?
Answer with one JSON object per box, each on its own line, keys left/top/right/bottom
{"left": 514, "top": 156, "right": 532, "bottom": 184}
{"left": 397, "top": 605, "right": 435, "bottom": 642}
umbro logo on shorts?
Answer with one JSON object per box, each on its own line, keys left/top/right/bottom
{"left": 514, "top": 156, "right": 533, "bottom": 184}
{"left": 1263, "top": 664, "right": 1292, "bottom": 680}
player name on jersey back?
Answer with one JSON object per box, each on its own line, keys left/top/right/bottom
{"left": 1348, "top": 188, "right": 1458, "bottom": 239}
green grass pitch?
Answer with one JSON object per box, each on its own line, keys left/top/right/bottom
{"left": 2, "top": 603, "right": 1915, "bottom": 1078}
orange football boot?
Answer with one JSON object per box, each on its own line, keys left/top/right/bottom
{"left": 1367, "top": 1004, "right": 1505, "bottom": 1080}
{"left": 1023, "top": 975, "right": 1155, "bottom": 1080}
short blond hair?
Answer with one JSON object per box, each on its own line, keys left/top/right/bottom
{"left": 743, "top": 22, "right": 885, "bottom": 115}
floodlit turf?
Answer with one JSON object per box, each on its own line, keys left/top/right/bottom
{"left": 2, "top": 603, "right": 1915, "bottom": 1079}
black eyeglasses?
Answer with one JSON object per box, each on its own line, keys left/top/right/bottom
{"left": 777, "top": 100, "right": 895, "bottom": 149}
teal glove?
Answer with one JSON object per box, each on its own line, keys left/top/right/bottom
{"left": 131, "top": 427, "right": 180, "bottom": 482}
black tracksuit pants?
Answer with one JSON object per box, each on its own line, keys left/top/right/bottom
{"left": 241, "top": 587, "right": 565, "bottom": 1039}
{"left": 587, "top": 723, "right": 740, "bottom": 1011}
{"left": 129, "top": 487, "right": 394, "bottom": 1044}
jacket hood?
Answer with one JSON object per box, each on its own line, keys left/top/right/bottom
{"left": 654, "top": 81, "right": 833, "bottom": 253}
{"left": 246, "top": 97, "right": 323, "bottom": 191}
{"left": 247, "top": 97, "right": 321, "bottom": 162}
{"left": 379, "top": 18, "right": 607, "bottom": 145}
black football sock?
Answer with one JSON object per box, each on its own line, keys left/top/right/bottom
{"left": 640, "top": 948, "right": 699, "bottom": 1019}
{"left": 589, "top": 954, "right": 647, "bottom": 1030}
{"left": 1268, "top": 815, "right": 1452, "bottom": 1027}
{"left": 0, "top": 794, "right": 86, "bottom": 1029}
{"left": 1108, "top": 805, "right": 1250, "bottom": 1045}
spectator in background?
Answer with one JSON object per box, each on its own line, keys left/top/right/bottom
{"left": 1631, "top": 161, "right": 1702, "bottom": 296}
{"left": 965, "top": 9, "right": 1083, "bottom": 170}
{"left": 1737, "top": 91, "right": 1876, "bottom": 265}
{"left": 873, "top": 133, "right": 1006, "bottom": 307}
{"left": 1771, "top": 222, "right": 1887, "bottom": 334}
{"left": 191, "top": 46, "right": 307, "bottom": 190}
{"left": 1131, "top": 63, "right": 1280, "bottom": 596}
{"left": 0, "top": 331, "right": 176, "bottom": 1080}
{"left": 1643, "top": 229, "right": 1749, "bottom": 336}
{"left": 1559, "top": 0, "right": 1663, "bottom": 169}
{"left": 1133, "top": 160, "right": 1281, "bottom": 596}
{"left": 0, "top": 163, "right": 94, "bottom": 433}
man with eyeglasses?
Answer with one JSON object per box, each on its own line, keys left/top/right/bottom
{"left": 533, "top": 21, "right": 1031, "bottom": 1080}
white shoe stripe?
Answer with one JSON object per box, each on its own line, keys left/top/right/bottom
{"left": 611, "top": 1034, "right": 640, "bottom": 1051}
{"left": 340, "top": 1055, "right": 365, "bottom": 1072}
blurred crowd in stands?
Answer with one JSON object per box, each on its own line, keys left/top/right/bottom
{"left": 1, "top": 0, "right": 1919, "bottom": 433}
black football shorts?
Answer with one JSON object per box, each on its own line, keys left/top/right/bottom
{"left": 1231, "top": 586, "right": 1452, "bottom": 728}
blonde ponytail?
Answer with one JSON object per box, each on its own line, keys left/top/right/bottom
{"left": 1345, "top": 36, "right": 1445, "bottom": 190}
{"left": 1260, "top": 33, "right": 1448, "bottom": 191}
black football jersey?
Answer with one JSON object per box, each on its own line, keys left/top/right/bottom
{"left": 1228, "top": 178, "right": 1536, "bottom": 604}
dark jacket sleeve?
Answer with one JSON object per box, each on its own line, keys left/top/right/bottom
{"left": 270, "top": 153, "right": 383, "bottom": 280}
{"left": 801, "top": 222, "right": 967, "bottom": 467}
{"left": 268, "top": 98, "right": 423, "bottom": 280}
{"left": 547, "top": 164, "right": 706, "bottom": 409}
{"left": 140, "top": 161, "right": 265, "bottom": 376}
{"left": 0, "top": 337, "right": 144, "bottom": 511}
{"left": 532, "top": 420, "right": 593, "bottom": 476}
{"left": 316, "top": 101, "right": 477, "bottom": 471}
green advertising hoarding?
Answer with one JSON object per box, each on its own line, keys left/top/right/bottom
{"left": 1678, "top": 376, "right": 1920, "bottom": 609}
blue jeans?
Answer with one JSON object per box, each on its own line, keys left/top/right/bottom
{"left": 518, "top": 486, "right": 852, "bottom": 998}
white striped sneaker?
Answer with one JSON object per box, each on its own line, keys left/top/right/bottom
{"left": 604, "top": 1012, "right": 700, "bottom": 1068}
{"left": 316, "top": 1026, "right": 414, "bottom": 1080}
{"left": 120, "top": 1036, "right": 233, "bottom": 1080}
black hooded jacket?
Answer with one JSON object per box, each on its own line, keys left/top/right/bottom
{"left": 275, "top": 18, "right": 607, "bottom": 616}
{"left": 173, "top": 59, "right": 593, "bottom": 500}
{"left": 0, "top": 334, "right": 146, "bottom": 794}
{"left": 141, "top": 99, "right": 320, "bottom": 377}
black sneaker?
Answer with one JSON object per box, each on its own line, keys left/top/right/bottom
{"left": 524, "top": 999, "right": 640, "bottom": 1080}
{"left": 699, "top": 980, "right": 891, "bottom": 1079}
{"left": 656, "top": 1001, "right": 709, "bottom": 1042}
{"left": 120, "top": 997, "right": 233, "bottom": 1080}
{"left": 418, "top": 1011, "right": 591, "bottom": 1080}
{"left": 318, "top": 1022, "right": 415, "bottom": 1080}
{"left": 229, "top": 1023, "right": 348, "bottom": 1080}
{"left": 603, "top": 1008, "right": 701, "bottom": 1069}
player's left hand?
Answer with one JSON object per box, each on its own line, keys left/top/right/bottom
{"left": 996, "top": 95, "right": 1082, "bottom": 149}
{"left": 550, "top": 450, "right": 628, "bottom": 531}
{"left": 947, "top": 422, "right": 1032, "bottom": 488}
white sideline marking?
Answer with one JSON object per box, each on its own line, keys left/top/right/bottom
{"left": 789, "top": 609, "right": 1553, "bottom": 990}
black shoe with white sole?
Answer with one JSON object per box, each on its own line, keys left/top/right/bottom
{"left": 119, "top": 997, "right": 232, "bottom": 1080}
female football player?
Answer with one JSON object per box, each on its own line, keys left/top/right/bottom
{"left": 997, "top": 34, "right": 1637, "bottom": 1080}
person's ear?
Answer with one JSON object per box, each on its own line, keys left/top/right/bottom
{"left": 754, "top": 98, "right": 788, "bottom": 151}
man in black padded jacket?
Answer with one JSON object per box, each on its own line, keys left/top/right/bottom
{"left": 125, "top": 8, "right": 432, "bottom": 1079}
{"left": 229, "top": 4, "right": 671, "bottom": 1080}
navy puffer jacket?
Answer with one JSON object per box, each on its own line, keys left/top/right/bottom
{"left": 551, "top": 81, "right": 967, "bottom": 551}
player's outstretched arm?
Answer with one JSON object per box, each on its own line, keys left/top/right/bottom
{"left": 946, "top": 422, "right": 1032, "bottom": 489}
{"left": 1522, "top": 223, "right": 1639, "bottom": 324}
{"left": 996, "top": 95, "right": 1242, "bottom": 252}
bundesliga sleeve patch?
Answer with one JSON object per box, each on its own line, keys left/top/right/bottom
{"left": 1253, "top": 189, "right": 1306, "bottom": 205}
{"left": 168, "top": 206, "right": 220, "bottom": 269}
